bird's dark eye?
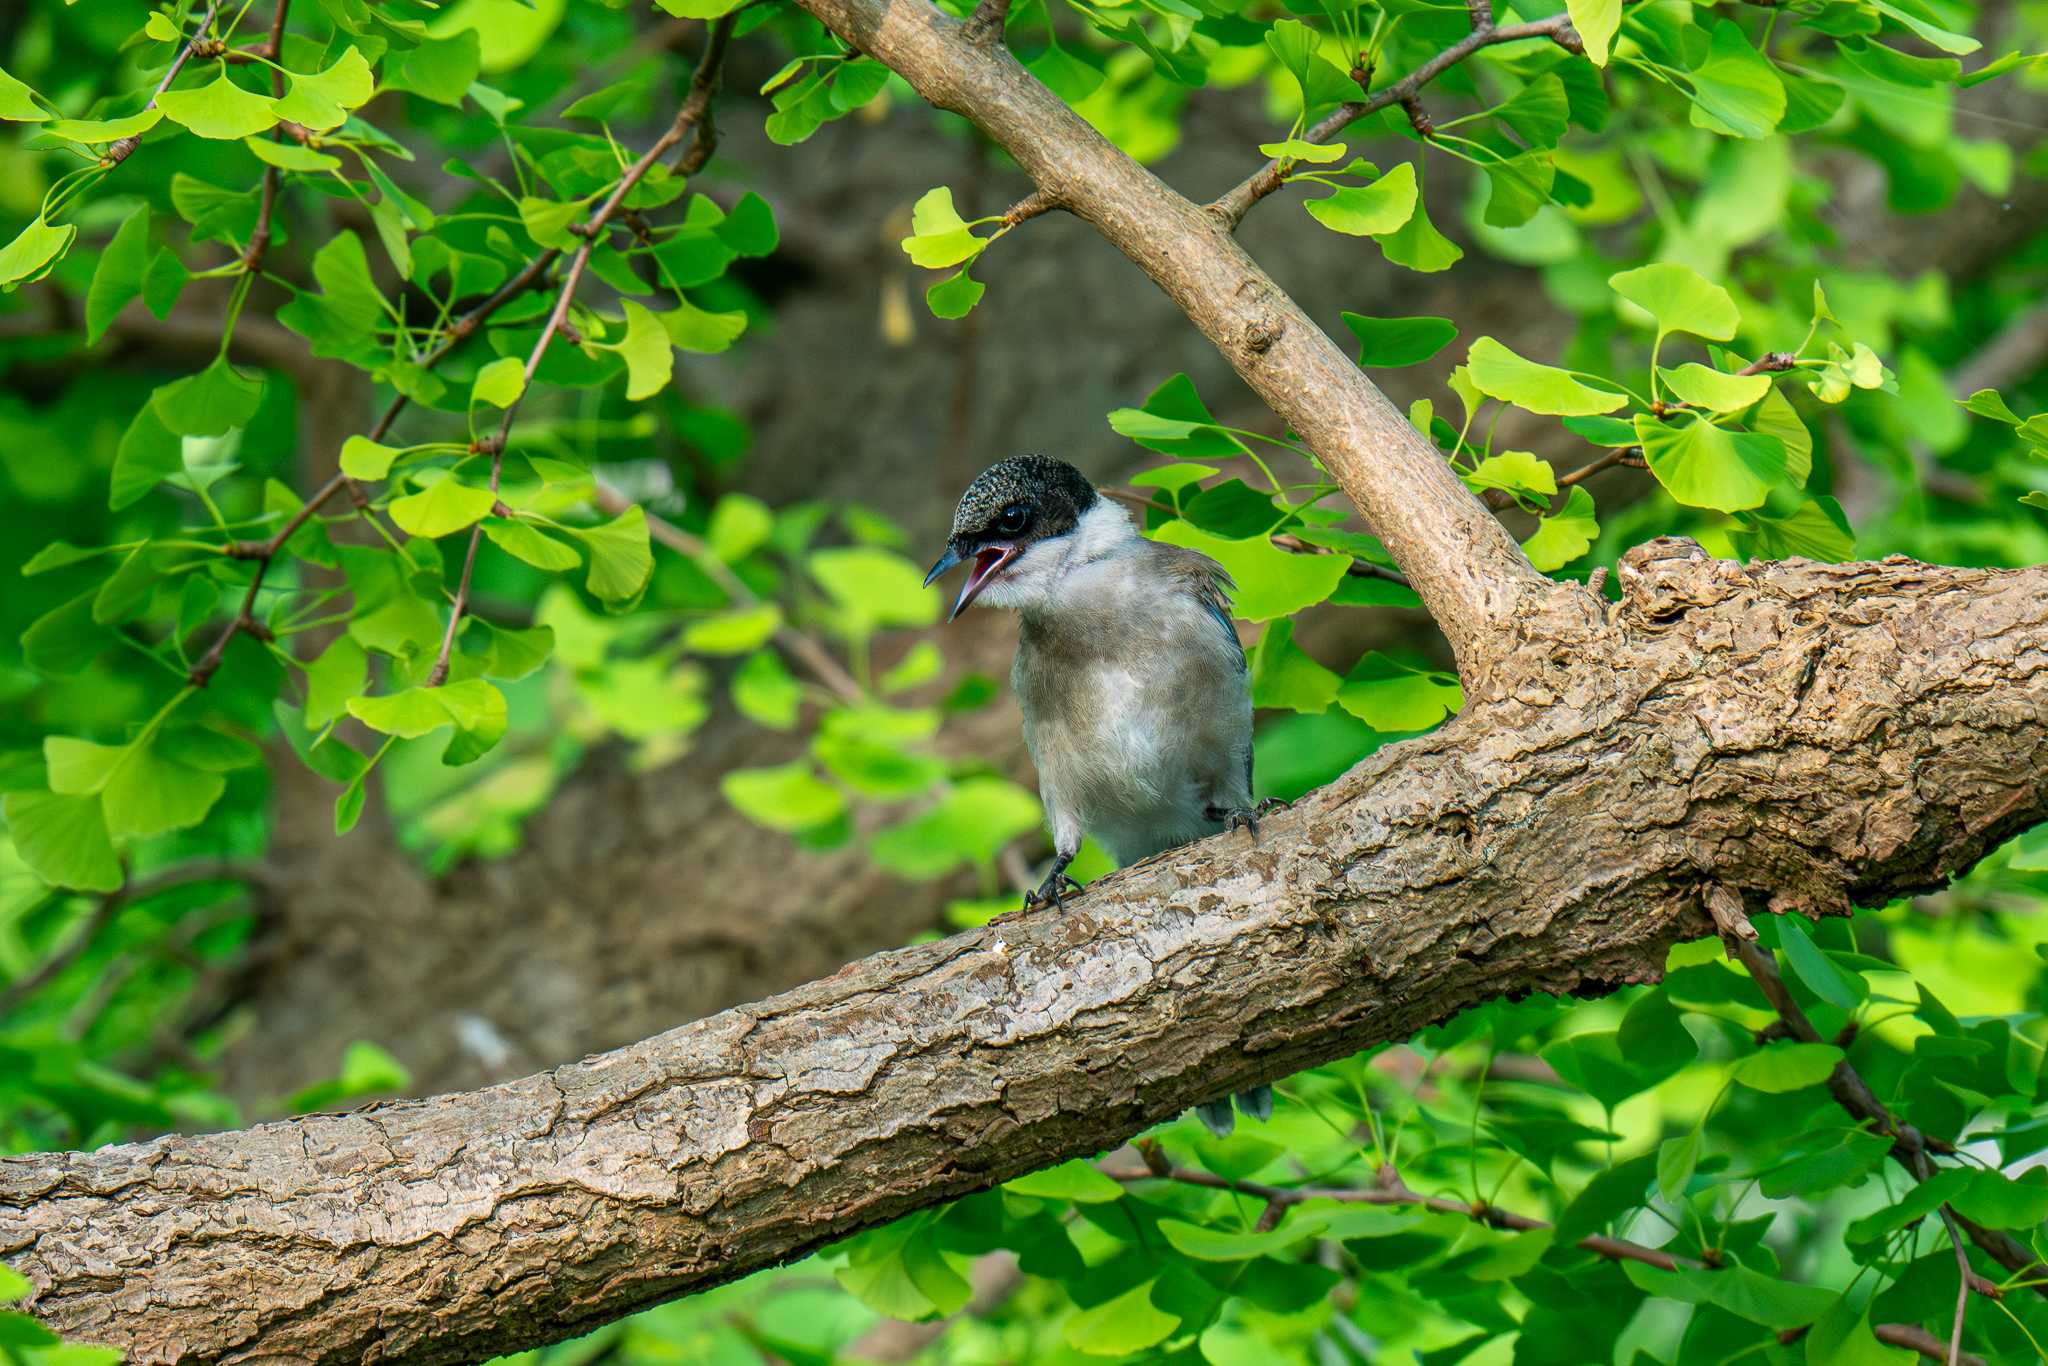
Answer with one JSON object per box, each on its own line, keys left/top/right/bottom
{"left": 993, "top": 503, "right": 1032, "bottom": 537}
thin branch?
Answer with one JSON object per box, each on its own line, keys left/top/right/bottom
{"left": 103, "top": 0, "right": 223, "bottom": 167}
{"left": 187, "top": 256, "right": 563, "bottom": 688}
{"left": 998, "top": 186, "right": 1062, "bottom": 226}
{"left": 1719, "top": 899, "right": 2048, "bottom": 1300}
{"left": 1111, "top": 1142, "right": 1682, "bottom": 1273}
{"left": 1119, "top": 1141, "right": 1981, "bottom": 1366}
{"left": 426, "top": 12, "right": 741, "bottom": 687}
{"left": 593, "top": 483, "right": 867, "bottom": 704}
{"left": 1209, "top": 12, "right": 1581, "bottom": 230}
{"left": 242, "top": 2, "right": 290, "bottom": 271}
{"left": 0, "top": 861, "right": 272, "bottom": 1017}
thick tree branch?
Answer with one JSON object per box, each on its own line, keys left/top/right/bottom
{"left": 7, "top": 544, "right": 2045, "bottom": 1363}
{"left": 792, "top": 0, "right": 1541, "bottom": 674}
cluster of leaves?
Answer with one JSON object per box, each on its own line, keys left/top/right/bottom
{"left": 0, "top": 0, "right": 795, "bottom": 893}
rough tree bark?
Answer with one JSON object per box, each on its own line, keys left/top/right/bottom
{"left": 5, "top": 0, "right": 2046, "bottom": 1361}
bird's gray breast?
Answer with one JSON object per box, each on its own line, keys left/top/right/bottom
{"left": 1013, "top": 579, "right": 1252, "bottom": 865}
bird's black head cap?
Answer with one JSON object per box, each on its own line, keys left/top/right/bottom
{"left": 947, "top": 455, "right": 1098, "bottom": 547}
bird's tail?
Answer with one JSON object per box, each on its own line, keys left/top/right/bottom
{"left": 1194, "top": 1084, "right": 1274, "bottom": 1138}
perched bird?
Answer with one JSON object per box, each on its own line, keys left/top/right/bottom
{"left": 925, "top": 454, "right": 1273, "bottom": 1135}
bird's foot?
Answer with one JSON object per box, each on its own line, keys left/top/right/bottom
{"left": 1206, "top": 804, "right": 1264, "bottom": 838}
{"left": 1021, "top": 871, "right": 1083, "bottom": 911}
{"left": 1255, "top": 796, "right": 1289, "bottom": 815}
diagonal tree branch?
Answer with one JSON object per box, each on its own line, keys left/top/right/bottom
{"left": 6, "top": 544, "right": 2044, "bottom": 1363}
{"left": 791, "top": 0, "right": 1542, "bottom": 674}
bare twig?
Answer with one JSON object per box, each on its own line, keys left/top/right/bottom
{"left": 242, "top": 2, "right": 290, "bottom": 271}
{"left": 998, "top": 187, "right": 1062, "bottom": 225}
{"left": 427, "top": 13, "right": 742, "bottom": 687}
{"left": 1209, "top": 12, "right": 1581, "bottom": 230}
{"left": 1480, "top": 445, "right": 1642, "bottom": 513}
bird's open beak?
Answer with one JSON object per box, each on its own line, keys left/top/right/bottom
{"left": 926, "top": 543, "right": 1018, "bottom": 622}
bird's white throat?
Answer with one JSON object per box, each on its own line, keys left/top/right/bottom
{"left": 972, "top": 500, "right": 1139, "bottom": 613}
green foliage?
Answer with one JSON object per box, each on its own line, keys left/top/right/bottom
{"left": 1, "top": 0, "right": 2046, "bottom": 1361}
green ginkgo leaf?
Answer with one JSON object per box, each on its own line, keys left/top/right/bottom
{"left": 389, "top": 476, "right": 497, "bottom": 538}
{"left": 151, "top": 357, "right": 264, "bottom": 437}
{"left": 1659, "top": 363, "right": 1771, "bottom": 412}
{"left": 1521, "top": 486, "right": 1600, "bottom": 571}
{"left": 1063, "top": 1280, "right": 1180, "bottom": 1357}
{"left": 1373, "top": 183, "right": 1463, "bottom": 273}
{"left": 572, "top": 505, "right": 655, "bottom": 607}
{"left": 1685, "top": 23, "right": 1786, "bottom": 139}
{"left": 1259, "top": 137, "right": 1347, "bottom": 163}
{"left": 245, "top": 137, "right": 342, "bottom": 172}
{"left": 0, "top": 214, "right": 76, "bottom": 288}
{"left": 85, "top": 205, "right": 151, "bottom": 344}
{"left": 4, "top": 790, "right": 121, "bottom": 892}
{"left": 0, "top": 64, "right": 47, "bottom": 121}
{"left": 1467, "top": 337, "right": 1627, "bottom": 416}
{"left": 338, "top": 436, "right": 402, "bottom": 480}
{"left": 1306, "top": 162, "right": 1417, "bottom": 236}
{"left": 483, "top": 518, "right": 582, "bottom": 571}
{"left": 1609, "top": 263, "right": 1740, "bottom": 342}
{"left": 1152, "top": 521, "right": 1346, "bottom": 622}
{"left": 271, "top": 46, "right": 375, "bottom": 130}
{"left": 471, "top": 356, "right": 526, "bottom": 409}
{"left": 1566, "top": 0, "right": 1620, "bottom": 65}
{"left": 612, "top": 300, "right": 675, "bottom": 401}
{"left": 926, "top": 269, "right": 984, "bottom": 319}
{"left": 1636, "top": 412, "right": 1788, "bottom": 512}
{"left": 158, "top": 71, "right": 281, "bottom": 140}
{"left": 45, "top": 109, "right": 162, "bottom": 144}
{"left": 1340, "top": 313, "right": 1457, "bottom": 367}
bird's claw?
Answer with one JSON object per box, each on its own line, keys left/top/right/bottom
{"left": 1021, "top": 871, "right": 1084, "bottom": 911}
{"left": 1206, "top": 803, "right": 1271, "bottom": 838}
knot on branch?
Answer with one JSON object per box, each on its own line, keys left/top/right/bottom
{"left": 470, "top": 434, "right": 505, "bottom": 457}
{"left": 1244, "top": 317, "right": 1285, "bottom": 353}
{"left": 191, "top": 37, "right": 228, "bottom": 57}
{"left": 1400, "top": 98, "right": 1434, "bottom": 138}
{"left": 222, "top": 539, "right": 270, "bottom": 560}
{"left": 1612, "top": 537, "right": 1740, "bottom": 623}
{"left": 963, "top": 0, "right": 1013, "bottom": 45}
{"left": 101, "top": 136, "right": 141, "bottom": 167}
{"left": 491, "top": 499, "right": 515, "bottom": 519}
{"left": 1549, "top": 21, "right": 1585, "bottom": 53}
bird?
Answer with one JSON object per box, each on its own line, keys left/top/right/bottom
{"left": 924, "top": 454, "right": 1273, "bottom": 1136}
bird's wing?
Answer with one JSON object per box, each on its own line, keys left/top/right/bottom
{"left": 1151, "top": 544, "right": 1244, "bottom": 673}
